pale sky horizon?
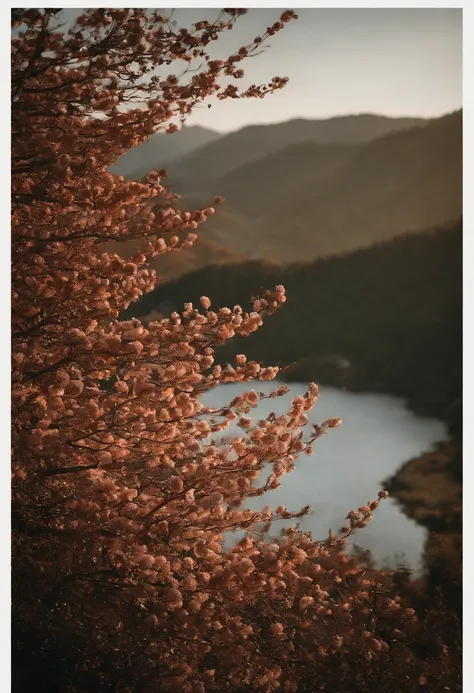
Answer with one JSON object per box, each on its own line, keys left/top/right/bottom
{"left": 25, "top": 8, "right": 463, "bottom": 134}
{"left": 167, "top": 8, "right": 462, "bottom": 133}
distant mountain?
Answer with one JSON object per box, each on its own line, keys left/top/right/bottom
{"left": 167, "top": 114, "right": 428, "bottom": 193}
{"left": 124, "top": 219, "right": 462, "bottom": 429}
{"left": 254, "top": 110, "right": 461, "bottom": 261}
{"left": 110, "top": 125, "right": 221, "bottom": 179}
{"left": 214, "top": 142, "right": 360, "bottom": 219}
{"left": 109, "top": 110, "right": 461, "bottom": 276}
{"left": 194, "top": 110, "right": 460, "bottom": 262}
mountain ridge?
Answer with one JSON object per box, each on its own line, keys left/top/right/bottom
{"left": 233, "top": 109, "right": 462, "bottom": 262}
{"left": 110, "top": 124, "right": 221, "bottom": 179}
{"left": 111, "top": 109, "right": 461, "bottom": 279}
{"left": 167, "top": 113, "right": 430, "bottom": 193}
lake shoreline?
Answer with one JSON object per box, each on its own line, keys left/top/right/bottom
{"left": 202, "top": 380, "right": 449, "bottom": 573}
{"left": 276, "top": 370, "right": 462, "bottom": 588}
{"left": 207, "top": 372, "right": 461, "bottom": 540}
{"left": 277, "top": 365, "right": 461, "bottom": 481}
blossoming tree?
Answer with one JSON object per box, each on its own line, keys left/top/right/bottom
{"left": 11, "top": 9, "right": 459, "bottom": 693}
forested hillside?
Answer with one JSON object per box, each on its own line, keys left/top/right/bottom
{"left": 125, "top": 220, "right": 462, "bottom": 430}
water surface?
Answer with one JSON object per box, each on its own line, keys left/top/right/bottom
{"left": 200, "top": 381, "right": 449, "bottom": 573}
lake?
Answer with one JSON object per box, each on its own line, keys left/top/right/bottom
{"left": 200, "top": 381, "right": 450, "bottom": 574}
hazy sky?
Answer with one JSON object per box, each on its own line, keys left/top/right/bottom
{"left": 167, "top": 8, "right": 462, "bottom": 132}
{"left": 36, "top": 8, "right": 462, "bottom": 133}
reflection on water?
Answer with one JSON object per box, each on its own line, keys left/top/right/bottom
{"left": 200, "top": 381, "right": 449, "bottom": 574}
